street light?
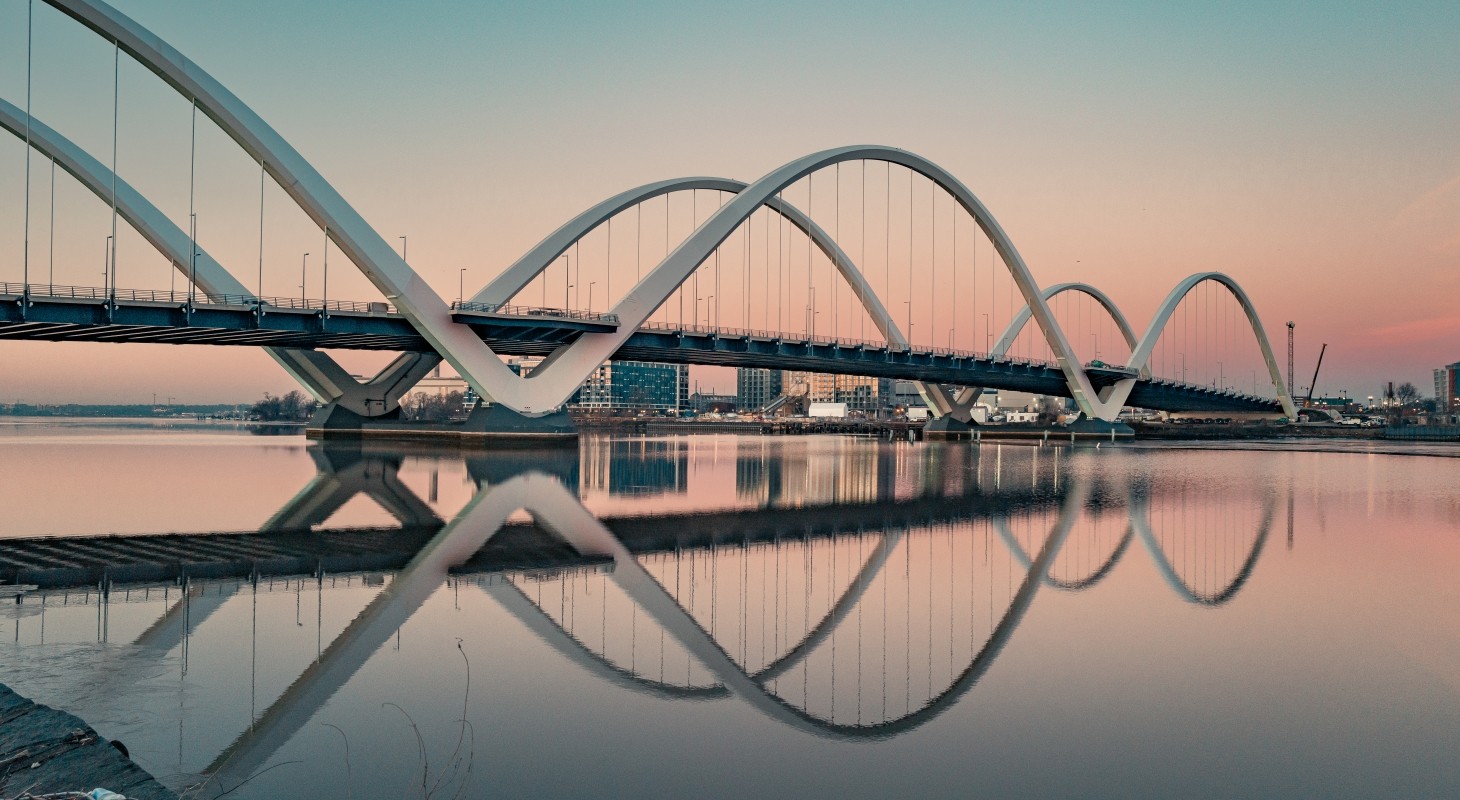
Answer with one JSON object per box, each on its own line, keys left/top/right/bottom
{"left": 459, "top": 268, "right": 467, "bottom": 305}
{"left": 398, "top": 236, "right": 407, "bottom": 262}
{"left": 102, "top": 235, "right": 112, "bottom": 291}
{"left": 300, "top": 252, "right": 309, "bottom": 303}
{"left": 982, "top": 313, "right": 990, "bottom": 355}
{"left": 589, "top": 281, "right": 597, "bottom": 314}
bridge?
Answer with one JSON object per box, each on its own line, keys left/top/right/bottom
{"left": 2, "top": 0, "right": 1299, "bottom": 435}
{"left": 0, "top": 440, "right": 1279, "bottom": 795}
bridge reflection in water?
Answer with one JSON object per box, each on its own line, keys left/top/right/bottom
{"left": 0, "top": 440, "right": 1275, "bottom": 795}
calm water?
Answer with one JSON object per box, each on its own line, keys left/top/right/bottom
{"left": 0, "top": 419, "right": 1457, "bottom": 798}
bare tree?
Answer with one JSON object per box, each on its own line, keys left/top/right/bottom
{"left": 402, "top": 391, "right": 466, "bottom": 422}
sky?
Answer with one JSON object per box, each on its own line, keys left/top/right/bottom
{"left": 1, "top": 0, "right": 1458, "bottom": 404}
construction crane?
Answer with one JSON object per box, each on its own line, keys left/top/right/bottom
{"left": 1304, "top": 343, "right": 1328, "bottom": 407}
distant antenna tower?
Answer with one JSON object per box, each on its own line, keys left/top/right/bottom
{"left": 1286, "top": 322, "right": 1295, "bottom": 396}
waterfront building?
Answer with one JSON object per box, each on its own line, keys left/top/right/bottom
{"left": 783, "top": 371, "right": 882, "bottom": 413}
{"left": 572, "top": 360, "right": 686, "bottom": 413}
{"left": 737, "top": 368, "right": 783, "bottom": 411}
{"left": 690, "top": 392, "right": 738, "bottom": 414}
{"left": 1434, "top": 362, "right": 1460, "bottom": 412}
{"left": 885, "top": 380, "right": 928, "bottom": 414}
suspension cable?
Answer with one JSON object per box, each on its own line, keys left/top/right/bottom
{"left": 109, "top": 41, "right": 119, "bottom": 299}
{"left": 258, "top": 161, "right": 265, "bottom": 299}
{"left": 22, "top": 0, "right": 33, "bottom": 292}
{"left": 187, "top": 99, "right": 196, "bottom": 302}
{"left": 605, "top": 212, "right": 610, "bottom": 313}
{"left": 860, "top": 160, "right": 866, "bottom": 340}
{"left": 807, "top": 176, "right": 814, "bottom": 336}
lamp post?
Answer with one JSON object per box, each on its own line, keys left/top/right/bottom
{"left": 398, "top": 236, "right": 407, "bottom": 261}
{"left": 1090, "top": 332, "right": 1098, "bottom": 362}
{"left": 982, "top": 313, "right": 990, "bottom": 355}
{"left": 102, "top": 235, "right": 112, "bottom": 292}
{"left": 1179, "top": 352, "right": 1186, "bottom": 382}
{"left": 300, "top": 252, "right": 309, "bottom": 303}
{"left": 459, "top": 268, "right": 467, "bottom": 306}
{"left": 589, "top": 281, "right": 596, "bottom": 314}
{"left": 705, "top": 294, "right": 713, "bottom": 327}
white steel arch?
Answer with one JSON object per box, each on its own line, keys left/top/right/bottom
{"left": 39, "top": 0, "right": 1295, "bottom": 421}
{"left": 44, "top": 0, "right": 492, "bottom": 406}
{"left": 1106, "top": 272, "right": 1297, "bottom": 419}
{"left": 930, "top": 282, "right": 1143, "bottom": 419}
{"left": 477, "top": 176, "right": 909, "bottom": 346}
{"left": 0, "top": 97, "right": 439, "bottom": 415}
{"left": 471, "top": 176, "right": 999, "bottom": 413}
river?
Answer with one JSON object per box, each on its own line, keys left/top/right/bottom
{"left": 0, "top": 419, "right": 1456, "bottom": 798}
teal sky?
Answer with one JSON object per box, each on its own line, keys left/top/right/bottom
{"left": 1, "top": 0, "right": 1458, "bottom": 402}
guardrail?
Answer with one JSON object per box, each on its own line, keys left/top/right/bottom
{"left": 450, "top": 300, "right": 620, "bottom": 324}
{"left": 0, "top": 282, "right": 396, "bottom": 314}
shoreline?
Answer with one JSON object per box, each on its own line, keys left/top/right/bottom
{"left": 0, "top": 682, "right": 177, "bottom": 799}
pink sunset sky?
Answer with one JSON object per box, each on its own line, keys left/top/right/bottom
{"left": 1, "top": 1, "right": 1457, "bottom": 404}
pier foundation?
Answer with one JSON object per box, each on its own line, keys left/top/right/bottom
{"left": 306, "top": 402, "right": 578, "bottom": 446}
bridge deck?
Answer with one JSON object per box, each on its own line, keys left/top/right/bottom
{"left": 0, "top": 290, "right": 1279, "bottom": 413}
{"left": 0, "top": 490, "right": 1065, "bottom": 591}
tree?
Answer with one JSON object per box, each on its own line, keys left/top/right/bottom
{"left": 249, "top": 390, "right": 312, "bottom": 421}
{"left": 1396, "top": 382, "right": 1419, "bottom": 405}
{"left": 401, "top": 390, "right": 466, "bottom": 422}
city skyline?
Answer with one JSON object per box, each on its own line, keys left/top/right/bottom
{"left": 1, "top": 1, "right": 1458, "bottom": 403}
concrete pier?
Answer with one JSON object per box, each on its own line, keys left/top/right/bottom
{"left": 923, "top": 416, "right": 975, "bottom": 441}
{"left": 306, "top": 402, "right": 578, "bottom": 446}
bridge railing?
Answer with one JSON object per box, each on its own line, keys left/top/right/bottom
{"left": 1, "top": 282, "right": 397, "bottom": 314}
{"left": 451, "top": 300, "right": 620, "bottom": 325}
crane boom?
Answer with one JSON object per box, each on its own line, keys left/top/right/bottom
{"left": 1304, "top": 343, "right": 1328, "bottom": 407}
